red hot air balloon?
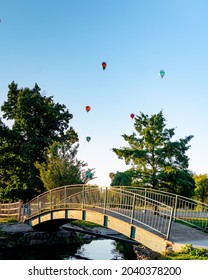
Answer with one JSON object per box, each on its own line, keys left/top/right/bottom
{"left": 130, "top": 113, "right": 135, "bottom": 119}
{"left": 101, "top": 62, "right": 107, "bottom": 70}
{"left": 85, "top": 106, "right": 91, "bottom": 113}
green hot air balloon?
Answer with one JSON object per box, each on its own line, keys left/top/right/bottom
{"left": 160, "top": 70, "right": 165, "bottom": 78}
{"left": 86, "top": 136, "right": 91, "bottom": 142}
{"left": 86, "top": 170, "right": 92, "bottom": 179}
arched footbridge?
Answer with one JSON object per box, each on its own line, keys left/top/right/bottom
{"left": 21, "top": 185, "right": 208, "bottom": 253}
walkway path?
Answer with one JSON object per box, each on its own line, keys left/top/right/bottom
{"left": 169, "top": 222, "right": 208, "bottom": 250}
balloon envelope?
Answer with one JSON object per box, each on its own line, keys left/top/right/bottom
{"left": 86, "top": 171, "right": 92, "bottom": 179}
{"left": 86, "top": 136, "right": 91, "bottom": 142}
{"left": 160, "top": 70, "right": 165, "bottom": 78}
{"left": 109, "top": 172, "right": 115, "bottom": 179}
{"left": 130, "top": 113, "right": 135, "bottom": 119}
{"left": 101, "top": 62, "right": 107, "bottom": 70}
{"left": 85, "top": 106, "right": 91, "bottom": 112}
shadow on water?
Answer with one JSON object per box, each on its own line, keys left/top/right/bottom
{"left": 0, "top": 238, "right": 137, "bottom": 260}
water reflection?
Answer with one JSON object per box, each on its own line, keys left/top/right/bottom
{"left": 68, "top": 239, "right": 124, "bottom": 260}
{"left": 0, "top": 238, "right": 137, "bottom": 260}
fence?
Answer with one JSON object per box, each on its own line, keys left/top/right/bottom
{"left": 0, "top": 201, "right": 22, "bottom": 220}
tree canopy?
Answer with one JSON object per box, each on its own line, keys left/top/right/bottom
{"left": 35, "top": 141, "right": 96, "bottom": 190}
{"left": 110, "top": 170, "right": 135, "bottom": 186}
{"left": 0, "top": 82, "right": 93, "bottom": 201}
{"left": 112, "top": 111, "right": 195, "bottom": 196}
{"left": 193, "top": 174, "right": 208, "bottom": 203}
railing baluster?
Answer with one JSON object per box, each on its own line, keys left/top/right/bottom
{"left": 173, "top": 195, "right": 178, "bottom": 221}
{"left": 103, "top": 187, "right": 107, "bottom": 214}
{"left": 64, "top": 186, "right": 67, "bottom": 208}
{"left": 130, "top": 194, "right": 136, "bottom": 224}
{"left": 82, "top": 185, "right": 85, "bottom": 209}
{"left": 50, "top": 190, "right": 52, "bottom": 211}
{"left": 143, "top": 188, "right": 147, "bottom": 213}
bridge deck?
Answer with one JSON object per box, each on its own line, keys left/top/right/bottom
{"left": 169, "top": 221, "right": 208, "bottom": 250}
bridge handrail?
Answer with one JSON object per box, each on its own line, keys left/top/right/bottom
{"left": 24, "top": 185, "right": 174, "bottom": 239}
{"left": 3, "top": 184, "right": 207, "bottom": 234}
{"left": 118, "top": 186, "right": 208, "bottom": 231}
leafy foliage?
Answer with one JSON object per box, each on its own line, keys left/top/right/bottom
{"left": 162, "top": 244, "right": 208, "bottom": 260}
{"left": 112, "top": 111, "right": 194, "bottom": 195}
{"left": 0, "top": 82, "right": 79, "bottom": 201}
{"left": 110, "top": 170, "right": 135, "bottom": 186}
{"left": 35, "top": 141, "right": 96, "bottom": 190}
{"left": 193, "top": 174, "right": 208, "bottom": 203}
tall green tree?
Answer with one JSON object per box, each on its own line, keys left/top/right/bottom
{"left": 0, "top": 82, "right": 78, "bottom": 201}
{"left": 112, "top": 111, "right": 194, "bottom": 195}
{"left": 35, "top": 141, "right": 96, "bottom": 190}
{"left": 110, "top": 170, "right": 135, "bottom": 186}
{"left": 193, "top": 174, "right": 208, "bottom": 203}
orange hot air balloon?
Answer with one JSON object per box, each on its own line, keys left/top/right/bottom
{"left": 85, "top": 106, "right": 91, "bottom": 112}
{"left": 109, "top": 172, "right": 115, "bottom": 179}
{"left": 130, "top": 113, "right": 135, "bottom": 119}
{"left": 101, "top": 62, "right": 107, "bottom": 70}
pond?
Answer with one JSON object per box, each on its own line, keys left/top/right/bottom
{"left": 68, "top": 238, "right": 137, "bottom": 260}
{"left": 0, "top": 238, "right": 137, "bottom": 260}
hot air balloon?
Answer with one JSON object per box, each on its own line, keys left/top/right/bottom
{"left": 109, "top": 172, "right": 115, "bottom": 179}
{"left": 86, "top": 136, "right": 91, "bottom": 142}
{"left": 86, "top": 170, "right": 92, "bottom": 179}
{"left": 130, "top": 113, "right": 135, "bottom": 119}
{"left": 159, "top": 70, "right": 165, "bottom": 78}
{"left": 85, "top": 106, "right": 91, "bottom": 113}
{"left": 101, "top": 62, "right": 107, "bottom": 70}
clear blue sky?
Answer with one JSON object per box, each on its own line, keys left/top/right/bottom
{"left": 0, "top": 0, "right": 208, "bottom": 186}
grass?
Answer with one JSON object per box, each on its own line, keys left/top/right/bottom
{"left": 160, "top": 244, "right": 208, "bottom": 260}
{"left": 70, "top": 220, "right": 100, "bottom": 228}
{"left": 176, "top": 219, "right": 208, "bottom": 232}
{"left": 0, "top": 217, "right": 18, "bottom": 223}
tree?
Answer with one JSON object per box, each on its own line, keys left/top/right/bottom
{"left": 0, "top": 118, "right": 27, "bottom": 201}
{"left": 158, "top": 169, "right": 195, "bottom": 197}
{"left": 112, "top": 111, "right": 194, "bottom": 195}
{"left": 110, "top": 170, "right": 135, "bottom": 186}
{"left": 35, "top": 141, "right": 96, "bottom": 190}
{"left": 193, "top": 174, "right": 208, "bottom": 203}
{"left": 0, "top": 82, "right": 78, "bottom": 201}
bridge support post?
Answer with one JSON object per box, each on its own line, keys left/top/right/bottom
{"left": 104, "top": 215, "right": 108, "bottom": 227}
{"left": 130, "top": 226, "right": 136, "bottom": 239}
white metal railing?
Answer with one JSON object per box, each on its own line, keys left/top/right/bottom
{"left": 24, "top": 185, "right": 173, "bottom": 239}
{"left": 2, "top": 185, "right": 207, "bottom": 236}
{"left": 119, "top": 186, "right": 208, "bottom": 232}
